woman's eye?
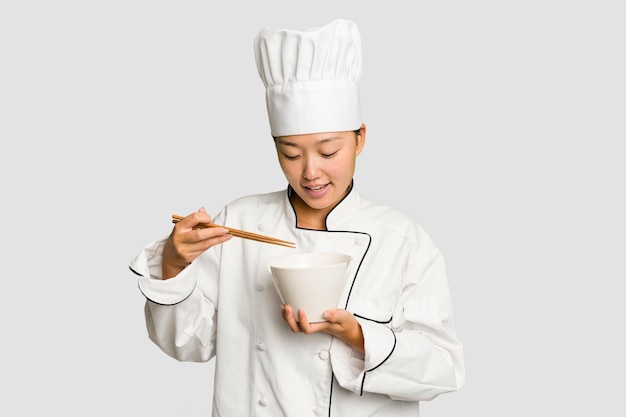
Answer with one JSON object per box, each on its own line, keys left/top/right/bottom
{"left": 322, "top": 151, "right": 338, "bottom": 158}
{"left": 282, "top": 153, "right": 300, "bottom": 160}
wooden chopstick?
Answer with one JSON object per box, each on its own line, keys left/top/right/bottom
{"left": 171, "top": 214, "right": 296, "bottom": 249}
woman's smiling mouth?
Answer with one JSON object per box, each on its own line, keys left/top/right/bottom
{"left": 303, "top": 183, "right": 329, "bottom": 197}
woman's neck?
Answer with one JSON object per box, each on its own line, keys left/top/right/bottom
{"left": 290, "top": 193, "right": 329, "bottom": 230}
{"left": 289, "top": 183, "right": 352, "bottom": 230}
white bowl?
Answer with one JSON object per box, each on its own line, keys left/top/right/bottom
{"left": 267, "top": 252, "right": 353, "bottom": 322}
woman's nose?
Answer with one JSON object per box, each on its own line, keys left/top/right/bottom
{"left": 302, "top": 156, "right": 320, "bottom": 180}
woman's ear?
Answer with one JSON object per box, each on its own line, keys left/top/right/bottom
{"left": 356, "top": 123, "right": 366, "bottom": 156}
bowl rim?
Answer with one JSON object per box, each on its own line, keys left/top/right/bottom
{"left": 267, "top": 252, "right": 352, "bottom": 269}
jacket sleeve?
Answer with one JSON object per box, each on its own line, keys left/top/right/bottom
{"left": 329, "top": 227, "right": 465, "bottom": 401}
{"left": 129, "top": 237, "right": 220, "bottom": 362}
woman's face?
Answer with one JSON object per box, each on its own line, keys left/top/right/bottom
{"left": 275, "top": 126, "right": 366, "bottom": 213}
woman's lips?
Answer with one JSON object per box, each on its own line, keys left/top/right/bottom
{"left": 303, "top": 183, "right": 329, "bottom": 198}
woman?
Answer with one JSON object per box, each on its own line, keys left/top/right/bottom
{"left": 130, "top": 18, "right": 465, "bottom": 416}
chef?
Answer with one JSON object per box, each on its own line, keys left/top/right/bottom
{"left": 130, "top": 18, "right": 465, "bottom": 417}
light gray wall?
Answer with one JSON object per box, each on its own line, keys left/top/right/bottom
{"left": 1, "top": 1, "right": 624, "bottom": 416}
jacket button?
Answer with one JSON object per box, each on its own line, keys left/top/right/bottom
{"left": 256, "top": 342, "right": 266, "bottom": 351}
{"left": 255, "top": 282, "right": 264, "bottom": 292}
{"left": 318, "top": 350, "right": 329, "bottom": 360}
{"left": 258, "top": 399, "right": 267, "bottom": 407}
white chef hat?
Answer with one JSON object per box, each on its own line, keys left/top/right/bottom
{"left": 254, "top": 19, "right": 362, "bottom": 137}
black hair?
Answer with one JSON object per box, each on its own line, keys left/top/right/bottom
{"left": 273, "top": 128, "right": 361, "bottom": 141}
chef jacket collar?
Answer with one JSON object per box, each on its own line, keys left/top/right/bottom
{"left": 285, "top": 180, "right": 359, "bottom": 230}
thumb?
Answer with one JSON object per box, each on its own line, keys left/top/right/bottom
{"left": 322, "top": 310, "right": 336, "bottom": 322}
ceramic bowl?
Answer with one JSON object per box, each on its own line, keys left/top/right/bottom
{"left": 267, "top": 252, "right": 352, "bottom": 322}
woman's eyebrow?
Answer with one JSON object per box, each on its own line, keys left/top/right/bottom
{"left": 275, "top": 138, "right": 296, "bottom": 146}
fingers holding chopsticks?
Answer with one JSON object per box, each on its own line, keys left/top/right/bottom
{"left": 171, "top": 213, "right": 296, "bottom": 248}
{"left": 162, "top": 208, "right": 233, "bottom": 280}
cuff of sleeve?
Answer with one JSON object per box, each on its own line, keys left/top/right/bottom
{"left": 358, "top": 318, "right": 396, "bottom": 371}
{"left": 129, "top": 238, "right": 197, "bottom": 305}
{"left": 329, "top": 319, "right": 396, "bottom": 394}
{"left": 329, "top": 336, "right": 366, "bottom": 394}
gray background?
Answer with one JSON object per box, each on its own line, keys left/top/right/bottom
{"left": 1, "top": 1, "right": 624, "bottom": 415}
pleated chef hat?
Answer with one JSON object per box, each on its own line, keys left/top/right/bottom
{"left": 254, "top": 19, "right": 362, "bottom": 137}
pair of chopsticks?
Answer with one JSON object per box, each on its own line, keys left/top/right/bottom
{"left": 171, "top": 214, "right": 296, "bottom": 249}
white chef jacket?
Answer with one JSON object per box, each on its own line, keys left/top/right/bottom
{"left": 129, "top": 185, "right": 465, "bottom": 417}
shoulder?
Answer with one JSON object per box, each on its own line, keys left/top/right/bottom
{"left": 355, "top": 193, "right": 415, "bottom": 226}
{"left": 212, "top": 189, "right": 287, "bottom": 227}
{"left": 223, "top": 189, "right": 285, "bottom": 213}
{"left": 354, "top": 194, "right": 436, "bottom": 245}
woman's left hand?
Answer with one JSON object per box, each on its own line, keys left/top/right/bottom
{"left": 281, "top": 305, "right": 364, "bottom": 353}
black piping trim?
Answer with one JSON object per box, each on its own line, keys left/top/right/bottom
{"left": 323, "top": 180, "right": 353, "bottom": 230}
{"left": 129, "top": 265, "right": 143, "bottom": 277}
{"left": 287, "top": 180, "right": 355, "bottom": 231}
{"left": 136, "top": 279, "right": 198, "bottom": 306}
{"left": 359, "top": 327, "right": 397, "bottom": 396}
{"left": 286, "top": 181, "right": 372, "bottom": 310}
{"left": 287, "top": 180, "right": 376, "bottom": 409}
{"left": 367, "top": 327, "right": 396, "bottom": 372}
{"left": 360, "top": 372, "right": 367, "bottom": 396}
{"left": 354, "top": 313, "right": 392, "bottom": 325}
{"left": 343, "top": 234, "right": 370, "bottom": 308}
{"left": 328, "top": 375, "right": 334, "bottom": 417}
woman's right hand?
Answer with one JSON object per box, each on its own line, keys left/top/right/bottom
{"left": 161, "top": 207, "right": 232, "bottom": 279}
